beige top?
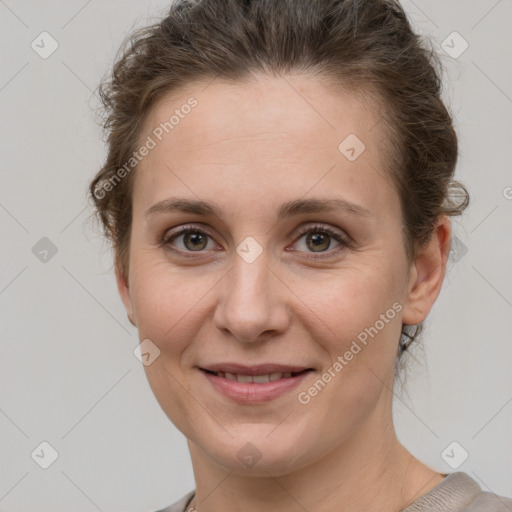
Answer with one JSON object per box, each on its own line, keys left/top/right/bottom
{"left": 155, "top": 472, "right": 512, "bottom": 512}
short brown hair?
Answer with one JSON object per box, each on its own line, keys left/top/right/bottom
{"left": 88, "top": 0, "right": 469, "bottom": 359}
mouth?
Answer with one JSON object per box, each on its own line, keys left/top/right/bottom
{"left": 198, "top": 365, "right": 315, "bottom": 403}
{"left": 200, "top": 368, "right": 312, "bottom": 383}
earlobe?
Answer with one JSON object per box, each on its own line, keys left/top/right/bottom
{"left": 401, "top": 216, "right": 451, "bottom": 326}
{"left": 115, "top": 265, "right": 136, "bottom": 327}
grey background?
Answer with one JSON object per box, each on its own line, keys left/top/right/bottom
{"left": 1, "top": 1, "right": 511, "bottom": 511}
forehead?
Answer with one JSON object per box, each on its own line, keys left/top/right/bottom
{"left": 142, "top": 74, "right": 384, "bottom": 150}
{"left": 133, "top": 74, "right": 397, "bottom": 220}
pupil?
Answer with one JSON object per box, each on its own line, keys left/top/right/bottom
{"left": 308, "top": 232, "right": 329, "bottom": 251}
{"left": 186, "top": 232, "right": 206, "bottom": 251}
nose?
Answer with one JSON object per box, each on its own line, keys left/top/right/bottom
{"left": 213, "top": 250, "right": 291, "bottom": 343}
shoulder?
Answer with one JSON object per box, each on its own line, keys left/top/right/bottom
{"left": 464, "top": 490, "right": 512, "bottom": 511}
{"left": 154, "top": 489, "right": 196, "bottom": 512}
{"left": 152, "top": 476, "right": 512, "bottom": 512}
{"left": 402, "top": 472, "right": 512, "bottom": 512}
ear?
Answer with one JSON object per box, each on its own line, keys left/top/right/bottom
{"left": 401, "top": 216, "right": 451, "bottom": 326}
{"left": 115, "top": 265, "right": 136, "bottom": 326}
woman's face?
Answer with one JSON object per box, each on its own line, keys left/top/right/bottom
{"left": 117, "top": 74, "right": 448, "bottom": 475}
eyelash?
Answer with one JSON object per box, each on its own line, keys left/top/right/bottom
{"left": 161, "top": 223, "right": 351, "bottom": 260}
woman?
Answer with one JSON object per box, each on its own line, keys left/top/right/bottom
{"left": 89, "top": 1, "right": 512, "bottom": 511}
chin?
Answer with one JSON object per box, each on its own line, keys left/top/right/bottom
{"left": 197, "top": 428, "right": 318, "bottom": 477}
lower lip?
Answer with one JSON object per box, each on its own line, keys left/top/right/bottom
{"left": 200, "top": 369, "right": 313, "bottom": 404}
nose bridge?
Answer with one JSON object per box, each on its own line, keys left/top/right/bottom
{"left": 232, "top": 250, "right": 269, "bottom": 301}
{"left": 213, "top": 246, "right": 288, "bottom": 342}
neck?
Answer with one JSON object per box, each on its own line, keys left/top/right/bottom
{"left": 186, "top": 397, "right": 442, "bottom": 512}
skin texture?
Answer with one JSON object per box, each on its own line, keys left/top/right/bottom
{"left": 116, "top": 74, "right": 451, "bottom": 512}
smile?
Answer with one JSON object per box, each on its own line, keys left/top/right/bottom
{"left": 199, "top": 368, "right": 314, "bottom": 403}
{"left": 204, "top": 369, "right": 308, "bottom": 382}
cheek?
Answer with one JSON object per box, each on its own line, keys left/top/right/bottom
{"left": 129, "top": 263, "right": 213, "bottom": 430}
{"left": 310, "top": 262, "right": 402, "bottom": 334}
{"left": 130, "top": 257, "right": 216, "bottom": 349}
{"left": 300, "top": 266, "right": 405, "bottom": 396}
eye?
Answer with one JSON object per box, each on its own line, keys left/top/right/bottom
{"left": 162, "top": 225, "right": 217, "bottom": 257}
{"left": 161, "top": 223, "right": 351, "bottom": 259}
{"left": 290, "top": 223, "right": 350, "bottom": 259}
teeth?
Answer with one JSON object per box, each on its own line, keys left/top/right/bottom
{"left": 214, "top": 371, "right": 299, "bottom": 382}
{"left": 252, "top": 374, "right": 270, "bottom": 383}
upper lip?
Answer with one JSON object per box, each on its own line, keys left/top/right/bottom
{"left": 199, "top": 363, "right": 313, "bottom": 375}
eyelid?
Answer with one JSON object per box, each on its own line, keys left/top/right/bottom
{"left": 292, "top": 223, "right": 351, "bottom": 244}
{"left": 163, "top": 223, "right": 215, "bottom": 241}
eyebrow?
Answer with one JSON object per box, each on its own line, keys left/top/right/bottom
{"left": 145, "top": 196, "right": 373, "bottom": 222}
